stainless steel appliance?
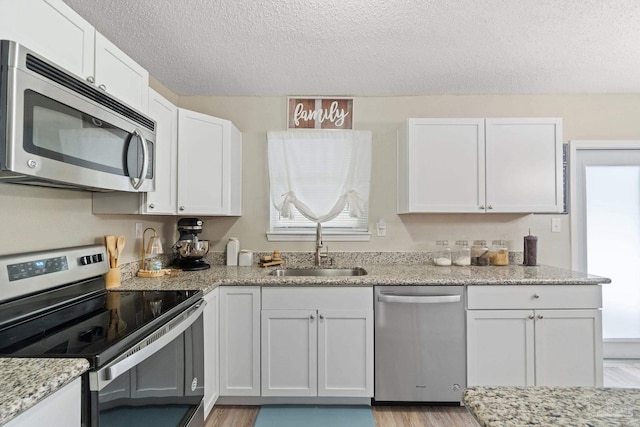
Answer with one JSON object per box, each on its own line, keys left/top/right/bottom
{"left": 172, "top": 218, "right": 210, "bottom": 271}
{"left": 0, "top": 245, "right": 205, "bottom": 427}
{"left": 0, "top": 40, "right": 155, "bottom": 192}
{"left": 374, "top": 285, "right": 465, "bottom": 403}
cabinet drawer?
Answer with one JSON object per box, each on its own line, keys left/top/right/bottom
{"left": 467, "top": 285, "right": 602, "bottom": 310}
{"left": 262, "top": 287, "right": 373, "bottom": 310}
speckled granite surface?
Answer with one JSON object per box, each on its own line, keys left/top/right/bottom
{"left": 113, "top": 262, "right": 610, "bottom": 293}
{"left": 0, "top": 358, "right": 89, "bottom": 426}
{"left": 464, "top": 386, "right": 640, "bottom": 427}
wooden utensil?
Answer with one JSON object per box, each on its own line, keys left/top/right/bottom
{"left": 116, "top": 235, "right": 125, "bottom": 267}
{"left": 105, "top": 235, "right": 116, "bottom": 268}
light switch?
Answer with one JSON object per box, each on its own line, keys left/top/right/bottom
{"left": 551, "top": 218, "right": 561, "bottom": 233}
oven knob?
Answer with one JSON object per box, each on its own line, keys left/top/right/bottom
{"left": 27, "top": 159, "right": 37, "bottom": 168}
{"left": 191, "top": 378, "right": 198, "bottom": 392}
{"left": 80, "top": 256, "right": 90, "bottom": 265}
{"left": 97, "top": 253, "right": 104, "bottom": 262}
{"left": 92, "top": 254, "right": 100, "bottom": 263}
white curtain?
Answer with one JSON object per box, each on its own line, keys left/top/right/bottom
{"left": 267, "top": 130, "right": 372, "bottom": 223}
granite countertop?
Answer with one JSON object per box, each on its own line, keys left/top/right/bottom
{"left": 464, "top": 386, "right": 640, "bottom": 427}
{"left": 115, "top": 263, "right": 610, "bottom": 293}
{"left": 0, "top": 358, "right": 89, "bottom": 426}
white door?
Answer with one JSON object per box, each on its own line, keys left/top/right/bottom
{"left": 261, "top": 309, "right": 317, "bottom": 397}
{"left": 219, "top": 287, "right": 261, "bottom": 396}
{"left": 466, "top": 310, "right": 535, "bottom": 386}
{"left": 534, "top": 309, "right": 602, "bottom": 386}
{"left": 317, "top": 310, "right": 373, "bottom": 397}
{"left": 571, "top": 141, "right": 640, "bottom": 358}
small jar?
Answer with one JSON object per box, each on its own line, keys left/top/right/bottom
{"left": 433, "top": 240, "right": 452, "bottom": 266}
{"left": 238, "top": 250, "right": 253, "bottom": 266}
{"left": 471, "top": 240, "right": 490, "bottom": 266}
{"left": 453, "top": 240, "right": 471, "bottom": 266}
{"left": 490, "top": 240, "right": 509, "bottom": 266}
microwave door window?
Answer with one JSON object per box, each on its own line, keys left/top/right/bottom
{"left": 24, "top": 90, "right": 129, "bottom": 177}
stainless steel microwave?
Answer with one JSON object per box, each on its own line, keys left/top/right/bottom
{"left": 0, "top": 40, "right": 155, "bottom": 192}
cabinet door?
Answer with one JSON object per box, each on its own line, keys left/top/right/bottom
{"left": 177, "top": 109, "right": 242, "bottom": 216}
{"left": 219, "top": 287, "right": 260, "bottom": 396}
{"left": 485, "top": 118, "right": 563, "bottom": 213}
{"left": 145, "top": 89, "right": 178, "bottom": 214}
{"left": 203, "top": 289, "right": 219, "bottom": 417}
{"left": 4, "top": 377, "right": 82, "bottom": 427}
{"left": 466, "top": 310, "right": 535, "bottom": 386}
{"left": 262, "top": 309, "right": 318, "bottom": 397}
{"left": 0, "top": 0, "right": 94, "bottom": 81}
{"left": 534, "top": 309, "right": 603, "bottom": 386}
{"left": 317, "top": 310, "right": 374, "bottom": 397}
{"left": 398, "top": 118, "right": 485, "bottom": 213}
{"left": 94, "top": 32, "right": 149, "bottom": 112}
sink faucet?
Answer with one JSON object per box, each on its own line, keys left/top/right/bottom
{"left": 315, "top": 222, "right": 329, "bottom": 266}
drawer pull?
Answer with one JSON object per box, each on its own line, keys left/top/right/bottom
{"left": 310, "top": 314, "right": 315, "bottom": 320}
{"left": 537, "top": 314, "right": 544, "bottom": 319}
{"left": 533, "top": 294, "right": 540, "bottom": 299}
{"left": 528, "top": 314, "right": 535, "bottom": 319}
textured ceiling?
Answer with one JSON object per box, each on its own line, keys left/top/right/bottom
{"left": 61, "top": 0, "right": 640, "bottom": 96}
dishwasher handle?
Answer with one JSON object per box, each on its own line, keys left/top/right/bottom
{"left": 378, "top": 292, "right": 461, "bottom": 304}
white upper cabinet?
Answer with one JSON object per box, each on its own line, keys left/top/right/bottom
{"left": 93, "top": 32, "right": 149, "bottom": 112}
{"left": 177, "top": 108, "right": 242, "bottom": 216}
{"left": 398, "top": 118, "right": 563, "bottom": 213}
{"left": 144, "top": 89, "right": 178, "bottom": 214}
{"left": 0, "top": 0, "right": 95, "bottom": 79}
{"left": 0, "top": 0, "right": 149, "bottom": 112}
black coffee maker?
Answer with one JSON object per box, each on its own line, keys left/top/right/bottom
{"left": 172, "top": 218, "right": 210, "bottom": 271}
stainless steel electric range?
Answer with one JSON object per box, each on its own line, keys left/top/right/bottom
{"left": 0, "top": 245, "right": 205, "bottom": 427}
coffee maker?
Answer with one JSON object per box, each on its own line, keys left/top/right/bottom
{"left": 172, "top": 218, "right": 210, "bottom": 271}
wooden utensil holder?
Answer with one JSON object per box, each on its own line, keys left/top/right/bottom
{"left": 105, "top": 267, "right": 121, "bottom": 289}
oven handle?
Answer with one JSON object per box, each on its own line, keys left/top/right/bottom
{"left": 378, "top": 292, "right": 461, "bottom": 304}
{"left": 129, "top": 128, "right": 148, "bottom": 190}
{"left": 92, "top": 300, "right": 205, "bottom": 391}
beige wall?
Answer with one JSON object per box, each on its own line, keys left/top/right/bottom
{"left": 2, "top": 93, "right": 639, "bottom": 269}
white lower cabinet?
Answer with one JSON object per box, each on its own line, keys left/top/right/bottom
{"left": 466, "top": 285, "right": 603, "bottom": 387}
{"left": 261, "top": 287, "right": 373, "bottom": 398}
{"left": 5, "top": 377, "right": 81, "bottom": 427}
{"left": 219, "top": 287, "right": 261, "bottom": 396}
{"left": 203, "top": 288, "right": 219, "bottom": 416}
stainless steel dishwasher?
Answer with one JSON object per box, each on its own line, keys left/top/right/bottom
{"left": 374, "top": 285, "right": 465, "bottom": 403}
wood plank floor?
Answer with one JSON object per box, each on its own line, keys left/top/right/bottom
{"left": 206, "top": 361, "right": 640, "bottom": 427}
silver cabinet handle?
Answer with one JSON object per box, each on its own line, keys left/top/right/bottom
{"left": 528, "top": 314, "right": 535, "bottom": 319}
{"left": 319, "top": 314, "right": 324, "bottom": 319}
{"left": 149, "top": 204, "right": 155, "bottom": 209}
{"left": 98, "top": 84, "right": 107, "bottom": 91}
{"left": 179, "top": 206, "right": 185, "bottom": 211}
{"left": 129, "top": 128, "right": 148, "bottom": 190}
{"left": 378, "top": 293, "right": 461, "bottom": 304}
{"left": 488, "top": 205, "right": 493, "bottom": 210}
{"left": 479, "top": 205, "right": 485, "bottom": 210}
{"left": 310, "top": 314, "right": 315, "bottom": 320}
{"left": 86, "top": 76, "right": 95, "bottom": 84}
{"left": 533, "top": 294, "right": 540, "bottom": 299}
{"left": 537, "top": 314, "right": 544, "bottom": 319}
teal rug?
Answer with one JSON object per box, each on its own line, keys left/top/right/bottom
{"left": 254, "top": 405, "right": 374, "bottom": 427}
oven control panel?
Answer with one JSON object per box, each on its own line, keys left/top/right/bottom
{"left": 7, "top": 256, "right": 69, "bottom": 281}
{"left": 0, "top": 245, "right": 109, "bottom": 303}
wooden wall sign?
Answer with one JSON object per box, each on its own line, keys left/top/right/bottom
{"left": 288, "top": 97, "right": 353, "bottom": 129}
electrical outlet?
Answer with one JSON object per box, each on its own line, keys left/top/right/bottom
{"left": 135, "top": 223, "right": 143, "bottom": 239}
{"left": 376, "top": 219, "right": 387, "bottom": 237}
{"left": 551, "top": 218, "right": 561, "bottom": 233}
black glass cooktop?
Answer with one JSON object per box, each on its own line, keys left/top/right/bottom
{"left": 0, "top": 284, "right": 201, "bottom": 368}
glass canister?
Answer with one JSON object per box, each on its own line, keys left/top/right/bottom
{"left": 453, "top": 240, "right": 471, "bottom": 266}
{"left": 433, "top": 240, "right": 452, "bottom": 266}
{"left": 490, "top": 240, "right": 509, "bottom": 266}
{"left": 471, "top": 240, "right": 490, "bottom": 266}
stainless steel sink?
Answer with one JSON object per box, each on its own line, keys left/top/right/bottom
{"left": 269, "top": 267, "right": 368, "bottom": 277}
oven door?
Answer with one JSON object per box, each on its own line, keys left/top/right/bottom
{"left": 89, "top": 300, "right": 205, "bottom": 427}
